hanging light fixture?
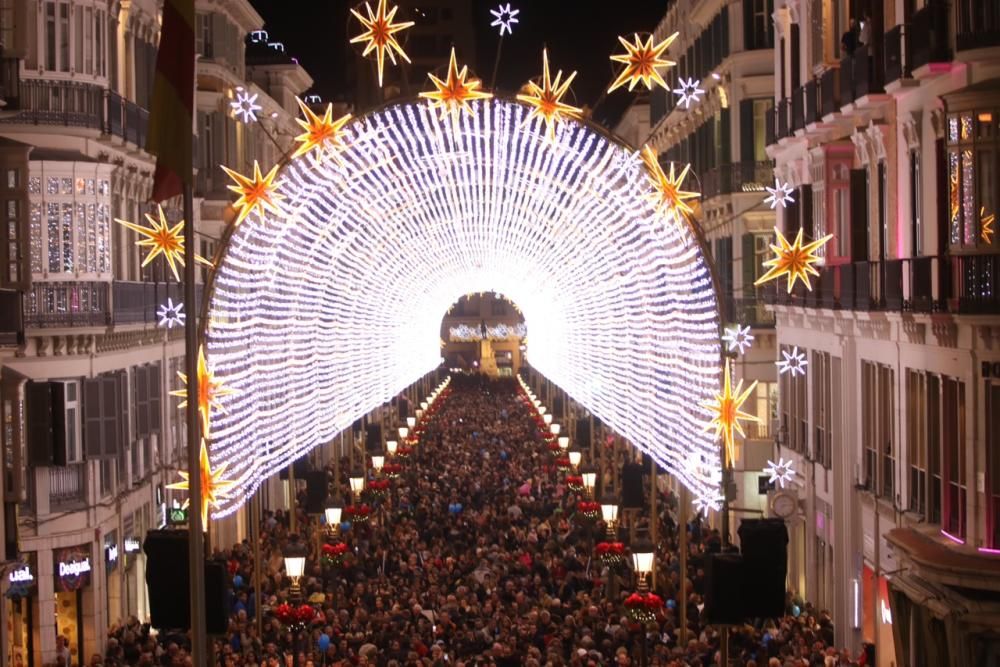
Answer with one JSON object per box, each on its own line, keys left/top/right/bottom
{"left": 420, "top": 401, "right": 428, "bottom": 410}
{"left": 600, "top": 494, "right": 619, "bottom": 534}
{"left": 371, "top": 455, "right": 385, "bottom": 473}
{"left": 538, "top": 406, "right": 547, "bottom": 415}
{"left": 398, "top": 426, "right": 409, "bottom": 439}
{"left": 543, "top": 414, "right": 553, "bottom": 426}
{"left": 415, "top": 409, "right": 424, "bottom": 420}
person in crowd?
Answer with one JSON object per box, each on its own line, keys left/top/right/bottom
{"left": 841, "top": 18, "right": 859, "bottom": 56}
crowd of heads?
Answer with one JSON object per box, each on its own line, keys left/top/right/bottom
{"left": 103, "top": 374, "right": 863, "bottom": 666}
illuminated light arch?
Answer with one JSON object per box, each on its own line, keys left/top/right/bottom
{"left": 204, "top": 98, "right": 722, "bottom": 517}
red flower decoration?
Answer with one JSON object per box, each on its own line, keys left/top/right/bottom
{"left": 274, "top": 603, "right": 296, "bottom": 624}
{"left": 296, "top": 604, "right": 316, "bottom": 623}
{"left": 346, "top": 504, "right": 372, "bottom": 516}
{"left": 368, "top": 479, "right": 390, "bottom": 490}
{"left": 322, "top": 542, "right": 348, "bottom": 556}
{"left": 565, "top": 475, "right": 584, "bottom": 486}
{"left": 548, "top": 443, "right": 562, "bottom": 452}
{"left": 596, "top": 542, "right": 625, "bottom": 555}
{"left": 555, "top": 457, "right": 571, "bottom": 469}
{"left": 577, "top": 501, "right": 600, "bottom": 513}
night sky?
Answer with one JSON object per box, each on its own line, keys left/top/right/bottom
{"left": 248, "top": 1, "right": 668, "bottom": 126}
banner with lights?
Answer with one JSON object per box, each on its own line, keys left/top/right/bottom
{"left": 203, "top": 98, "right": 723, "bottom": 517}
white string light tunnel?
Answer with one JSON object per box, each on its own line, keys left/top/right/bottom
{"left": 204, "top": 98, "right": 723, "bottom": 518}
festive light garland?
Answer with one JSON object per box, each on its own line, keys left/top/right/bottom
{"left": 764, "top": 179, "right": 795, "bottom": 209}
{"left": 490, "top": 3, "right": 519, "bottom": 36}
{"left": 231, "top": 88, "right": 262, "bottom": 123}
{"left": 672, "top": 77, "right": 704, "bottom": 109}
{"left": 765, "top": 456, "right": 796, "bottom": 489}
{"left": 449, "top": 323, "right": 528, "bottom": 342}
{"left": 157, "top": 298, "right": 185, "bottom": 329}
{"left": 350, "top": 0, "right": 413, "bottom": 87}
{"left": 721, "top": 324, "right": 753, "bottom": 354}
{"left": 203, "top": 98, "right": 722, "bottom": 518}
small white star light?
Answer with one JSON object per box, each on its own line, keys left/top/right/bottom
{"left": 231, "top": 87, "right": 262, "bottom": 123}
{"left": 776, "top": 346, "right": 808, "bottom": 376}
{"left": 765, "top": 457, "right": 796, "bottom": 489}
{"left": 764, "top": 179, "right": 795, "bottom": 209}
{"left": 693, "top": 494, "right": 724, "bottom": 517}
{"left": 157, "top": 298, "right": 186, "bottom": 329}
{"left": 722, "top": 324, "right": 754, "bottom": 354}
{"left": 672, "top": 77, "right": 704, "bottom": 109}
{"left": 490, "top": 3, "right": 519, "bottom": 36}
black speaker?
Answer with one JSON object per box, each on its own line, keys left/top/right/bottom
{"left": 575, "top": 418, "right": 591, "bottom": 450}
{"left": 398, "top": 397, "right": 409, "bottom": 420}
{"left": 304, "top": 470, "right": 328, "bottom": 514}
{"left": 641, "top": 453, "right": 667, "bottom": 476}
{"left": 365, "top": 424, "right": 383, "bottom": 452}
{"left": 278, "top": 456, "right": 310, "bottom": 480}
{"left": 738, "top": 519, "right": 789, "bottom": 619}
{"left": 204, "top": 560, "right": 227, "bottom": 635}
{"left": 621, "top": 463, "right": 644, "bottom": 509}
{"left": 553, "top": 395, "right": 564, "bottom": 419}
{"left": 145, "top": 530, "right": 190, "bottom": 629}
{"left": 705, "top": 553, "right": 745, "bottom": 625}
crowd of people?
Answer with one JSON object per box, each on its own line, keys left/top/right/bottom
{"left": 105, "top": 374, "right": 863, "bottom": 666}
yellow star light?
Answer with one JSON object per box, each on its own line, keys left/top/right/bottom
{"left": 516, "top": 49, "right": 583, "bottom": 141}
{"left": 702, "top": 362, "right": 760, "bottom": 467}
{"left": 115, "top": 206, "right": 209, "bottom": 282}
{"left": 419, "top": 48, "right": 493, "bottom": 121}
{"left": 170, "top": 345, "right": 235, "bottom": 438}
{"left": 291, "top": 97, "right": 353, "bottom": 163}
{"left": 608, "top": 32, "right": 678, "bottom": 93}
{"left": 220, "top": 161, "right": 284, "bottom": 227}
{"left": 982, "top": 207, "right": 995, "bottom": 245}
{"left": 640, "top": 145, "right": 699, "bottom": 220}
{"left": 754, "top": 226, "right": 834, "bottom": 293}
{"left": 167, "top": 439, "right": 235, "bottom": 527}
{"left": 350, "top": 0, "right": 414, "bottom": 88}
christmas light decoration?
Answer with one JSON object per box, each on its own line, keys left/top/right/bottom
{"left": 640, "top": 146, "right": 698, "bottom": 221}
{"left": 449, "top": 323, "right": 527, "bottom": 341}
{"left": 763, "top": 179, "right": 795, "bottom": 209}
{"left": 157, "top": 298, "right": 185, "bottom": 329}
{"left": 516, "top": 49, "right": 582, "bottom": 142}
{"left": 722, "top": 324, "right": 753, "bottom": 354}
{"left": 167, "top": 439, "right": 235, "bottom": 527}
{"left": 702, "top": 361, "right": 760, "bottom": 466}
{"left": 765, "top": 457, "right": 796, "bottom": 489}
{"left": 221, "top": 161, "right": 284, "bottom": 228}
{"left": 292, "top": 97, "right": 352, "bottom": 163}
{"left": 672, "top": 77, "right": 704, "bottom": 109}
{"left": 350, "top": 0, "right": 414, "bottom": 87}
{"left": 776, "top": 346, "right": 808, "bottom": 376}
{"left": 115, "top": 205, "right": 208, "bottom": 282}
{"left": 753, "top": 226, "right": 833, "bottom": 293}
{"left": 170, "top": 345, "right": 235, "bottom": 438}
{"left": 982, "top": 207, "right": 995, "bottom": 245}
{"left": 693, "top": 494, "right": 723, "bottom": 516}
{"left": 608, "top": 32, "right": 678, "bottom": 92}
{"left": 230, "top": 88, "right": 262, "bottom": 123}
{"left": 490, "top": 3, "right": 519, "bottom": 36}
{"left": 202, "top": 99, "right": 722, "bottom": 518}
{"left": 419, "top": 48, "right": 492, "bottom": 121}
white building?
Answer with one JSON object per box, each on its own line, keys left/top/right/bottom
{"left": 0, "top": 1, "right": 313, "bottom": 664}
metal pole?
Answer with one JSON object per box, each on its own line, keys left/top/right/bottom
{"left": 289, "top": 463, "right": 297, "bottom": 532}
{"left": 252, "top": 490, "right": 263, "bottom": 637}
{"left": 650, "top": 457, "right": 657, "bottom": 591}
{"left": 182, "top": 183, "right": 207, "bottom": 665}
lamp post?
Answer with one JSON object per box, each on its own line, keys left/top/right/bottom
{"left": 398, "top": 426, "right": 409, "bottom": 441}
{"left": 580, "top": 464, "right": 598, "bottom": 499}
{"left": 324, "top": 497, "right": 343, "bottom": 538}
{"left": 558, "top": 436, "right": 569, "bottom": 451}
{"left": 349, "top": 469, "right": 365, "bottom": 503}
{"left": 371, "top": 455, "right": 385, "bottom": 475}
{"left": 283, "top": 534, "right": 308, "bottom": 601}
{"left": 406, "top": 417, "right": 416, "bottom": 430}
{"left": 386, "top": 440, "right": 398, "bottom": 456}
{"left": 568, "top": 448, "right": 583, "bottom": 470}
{"left": 630, "top": 536, "right": 655, "bottom": 667}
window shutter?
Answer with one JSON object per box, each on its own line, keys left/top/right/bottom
{"left": 99, "top": 375, "right": 117, "bottom": 459}
{"left": 800, "top": 184, "right": 813, "bottom": 238}
{"left": 741, "top": 233, "right": 756, "bottom": 297}
{"left": 743, "top": 0, "right": 755, "bottom": 49}
{"left": 83, "top": 378, "right": 103, "bottom": 459}
{"left": 720, "top": 108, "right": 731, "bottom": 165}
{"left": 740, "top": 99, "right": 755, "bottom": 163}
{"left": 25, "top": 381, "right": 54, "bottom": 466}
{"left": 135, "top": 365, "right": 149, "bottom": 439}
{"left": 850, "top": 168, "right": 870, "bottom": 261}
{"left": 111, "top": 370, "right": 127, "bottom": 458}
{"left": 211, "top": 14, "right": 227, "bottom": 61}
{"left": 149, "top": 362, "right": 161, "bottom": 434}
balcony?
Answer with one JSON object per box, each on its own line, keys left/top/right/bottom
{"left": 49, "top": 464, "right": 87, "bottom": 510}
{"left": 956, "top": 0, "right": 1000, "bottom": 52}
{"left": 804, "top": 79, "right": 820, "bottom": 125}
{"left": 791, "top": 86, "right": 805, "bottom": 132}
{"left": 726, "top": 296, "right": 776, "bottom": 328}
{"left": 701, "top": 162, "right": 774, "bottom": 199}
{"left": 22, "top": 280, "right": 204, "bottom": 329}
{"left": 884, "top": 25, "right": 910, "bottom": 84}
{"left": 911, "top": 2, "right": 953, "bottom": 70}
{"left": 776, "top": 98, "right": 789, "bottom": 140}
{"left": 766, "top": 107, "right": 776, "bottom": 147}
{"left": 820, "top": 67, "right": 841, "bottom": 118}
{"left": 0, "top": 290, "right": 22, "bottom": 345}
{"left": 106, "top": 91, "right": 149, "bottom": 147}
{"left": 112, "top": 281, "right": 203, "bottom": 325}
{"left": 950, "top": 253, "right": 1000, "bottom": 314}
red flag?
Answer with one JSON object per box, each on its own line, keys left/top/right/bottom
{"left": 146, "top": 0, "right": 195, "bottom": 203}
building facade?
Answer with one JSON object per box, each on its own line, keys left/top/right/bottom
{"left": 768, "top": 0, "right": 1000, "bottom": 664}
{"left": 0, "top": 1, "right": 313, "bottom": 664}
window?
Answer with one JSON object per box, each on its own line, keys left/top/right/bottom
{"left": 29, "top": 169, "right": 111, "bottom": 276}
{"left": 0, "top": 0, "right": 14, "bottom": 55}
{"left": 946, "top": 110, "right": 999, "bottom": 249}
{"left": 752, "top": 381, "right": 777, "bottom": 439}
{"left": 907, "top": 370, "right": 928, "bottom": 515}
{"left": 752, "top": 100, "right": 772, "bottom": 162}
{"left": 813, "top": 352, "right": 832, "bottom": 469}
{"left": 943, "top": 377, "right": 966, "bottom": 537}
{"left": 45, "top": 3, "right": 56, "bottom": 71}
{"left": 988, "top": 382, "right": 1000, "bottom": 547}
{"left": 861, "top": 361, "right": 895, "bottom": 498}
{"left": 830, "top": 163, "right": 851, "bottom": 260}
{"left": 780, "top": 345, "right": 808, "bottom": 453}
{"left": 745, "top": 0, "right": 774, "bottom": 51}
{"left": 196, "top": 13, "right": 213, "bottom": 58}
{"left": 58, "top": 3, "right": 69, "bottom": 72}
{"left": 910, "top": 151, "right": 923, "bottom": 256}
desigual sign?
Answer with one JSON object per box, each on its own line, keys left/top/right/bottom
{"left": 54, "top": 546, "right": 92, "bottom": 592}
{"left": 58, "top": 559, "right": 91, "bottom": 577}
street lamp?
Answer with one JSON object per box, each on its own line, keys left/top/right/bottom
{"left": 580, "top": 464, "right": 598, "bottom": 497}
{"left": 415, "top": 409, "right": 423, "bottom": 421}
{"left": 550, "top": 423, "right": 561, "bottom": 436}
{"left": 407, "top": 417, "right": 416, "bottom": 429}
{"left": 371, "top": 455, "right": 385, "bottom": 474}
{"left": 558, "top": 436, "right": 569, "bottom": 451}
{"left": 386, "top": 440, "right": 398, "bottom": 456}
{"left": 283, "top": 534, "right": 308, "bottom": 599}
{"left": 398, "top": 426, "right": 409, "bottom": 440}
{"left": 349, "top": 469, "right": 365, "bottom": 501}
{"left": 568, "top": 448, "right": 583, "bottom": 469}
{"left": 538, "top": 406, "right": 547, "bottom": 415}
{"left": 600, "top": 494, "right": 619, "bottom": 536}
{"left": 543, "top": 414, "right": 553, "bottom": 426}
{"left": 420, "top": 401, "right": 428, "bottom": 411}
{"left": 324, "top": 497, "right": 343, "bottom": 537}
{"left": 631, "top": 537, "right": 655, "bottom": 592}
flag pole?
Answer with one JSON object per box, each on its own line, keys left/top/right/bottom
{"left": 183, "top": 182, "right": 207, "bottom": 664}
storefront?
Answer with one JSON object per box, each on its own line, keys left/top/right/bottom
{"left": 104, "top": 531, "right": 120, "bottom": 625}
{"left": 861, "top": 564, "right": 897, "bottom": 667}
{"left": 5, "top": 554, "right": 38, "bottom": 667}
{"left": 53, "top": 546, "right": 92, "bottom": 667}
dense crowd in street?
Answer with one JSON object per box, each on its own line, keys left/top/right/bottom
{"left": 104, "top": 375, "right": 862, "bottom": 666}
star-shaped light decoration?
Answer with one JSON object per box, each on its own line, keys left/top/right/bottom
{"left": 672, "top": 77, "right": 704, "bottom": 109}
{"left": 516, "top": 49, "right": 582, "bottom": 142}
{"left": 753, "top": 226, "right": 834, "bottom": 293}
{"left": 639, "top": 145, "right": 699, "bottom": 221}
{"left": 419, "top": 47, "right": 492, "bottom": 121}
{"left": 764, "top": 179, "right": 795, "bottom": 209}
{"left": 291, "top": 97, "right": 353, "bottom": 163}
{"left": 167, "top": 439, "right": 235, "bottom": 527}
{"left": 765, "top": 457, "right": 796, "bottom": 489}
{"left": 722, "top": 324, "right": 754, "bottom": 355}
{"left": 220, "top": 161, "right": 284, "bottom": 227}
{"left": 702, "top": 361, "right": 760, "bottom": 466}
{"left": 982, "top": 207, "right": 995, "bottom": 245}
{"left": 350, "top": 0, "right": 414, "bottom": 88}
{"left": 489, "top": 3, "right": 519, "bottom": 36}
{"left": 170, "top": 345, "right": 235, "bottom": 438}
{"left": 776, "top": 346, "right": 808, "bottom": 376}
{"left": 230, "top": 87, "right": 262, "bottom": 123}
{"left": 157, "top": 298, "right": 185, "bottom": 329}
{"left": 608, "top": 32, "right": 678, "bottom": 92}
{"left": 115, "top": 206, "right": 210, "bottom": 282}
{"left": 693, "top": 494, "right": 724, "bottom": 517}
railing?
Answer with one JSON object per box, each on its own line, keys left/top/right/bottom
{"left": 49, "top": 464, "right": 86, "bottom": 510}
{"left": 766, "top": 106, "right": 776, "bottom": 147}
{"left": 112, "top": 281, "right": 203, "bottom": 325}
{"left": 911, "top": 2, "right": 953, "bottom": 70}
{"left": 0, "top": 57, "right": 19, "bottom": 109}
{"left": 727, "top": 296, "right": 776, "bottom": 328}
{"left": 776, "top": 98, "right": 789, "bottom": 140}
{"left": 700, "top": 162, "right": 774, "bottom": 199}
{"left": 744, "top": 421, "right": 771, "bottom": 440}
{"left": 791, "top": 85, "right": 805, "bottom": 132}
{"left": 106, "top": 91, "right": 149, "bottom": 146}
{"left": 854, "top": 44, "right": 881, "bottom": 98}
{"left": 0, "top": 290, "right": 22, "bottom": 345}
{"left": 804, "top": 79, "right": 819, "bottom": 125}
{"left": 884, "top": 25, "right": 909, "bottom": 84}
{"left": 23, "top": 281, "right": 110, "bottom": 328}
{"left": 820, "top": 67, "right": 840, "bottom": 117}
{"left": 839, "top": 55, "right": 855, "bottom": 105}
{"left": 956, "top": 0, "right": 1000, "bottom": 51}
{"left": 951, "top": 253, "right": 1000, "bottom": 313}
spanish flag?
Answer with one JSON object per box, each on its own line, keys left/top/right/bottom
{"left": 147, "top": 0, "right": 195, "bottom": 203}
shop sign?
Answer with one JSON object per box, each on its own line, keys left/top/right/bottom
{"left": 105, "top": 530, "right": 119, "bottom": 573}
{"left": 54, "top": 546, "right": 92, "bottom": 592}
{"left": 124, "top": 537, "right": 141, "bottom": 554}
{"left": 6, "top": 553, "right": 36, "bottom": 598}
